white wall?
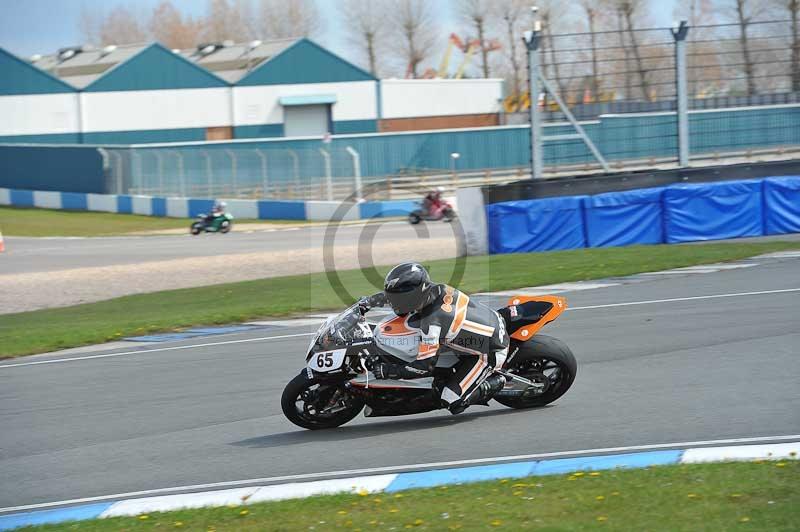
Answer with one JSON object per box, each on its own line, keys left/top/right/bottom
{"left": 0, "top": 93, "right": 79, "bottom": 136}
{"left": 380, "top": 79, "right": 503, "bottom": 119}
{"left": 82, "top": 88, "right": 231, "bottom": 132}
{"left": 233, "top": 81, "right": 377, "bottom": 126}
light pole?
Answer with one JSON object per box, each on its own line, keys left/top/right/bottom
{"left": 450, "top": 152, "right": 460, "bottom": 177}
{"left": 523, "top": 6, "right": 543, "bottom": 179}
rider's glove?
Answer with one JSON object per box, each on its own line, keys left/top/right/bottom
{"left": 365, "top": 355, "right": 390, "bottom": 379}
{"left": 357, "top": 296, "right": 371, "bottom": 315}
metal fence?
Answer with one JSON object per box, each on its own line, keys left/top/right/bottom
{"left": 518, "top": 19, "right": 800, "bottom": 177}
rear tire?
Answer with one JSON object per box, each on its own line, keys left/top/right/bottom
{"left": 442, "top": 208, "right": 456, "bottom": 222}
{"left": 494, "top": 334, "right": 577, "bottom": 409}
{"left": 190, "top": 223, "right": 203, "bottom": 235}
{"left": 281, "top": 372, "right": 364, "bottom": 430}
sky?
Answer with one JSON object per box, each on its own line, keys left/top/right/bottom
{"left": 0, "top": 0, "right": 676, "bottom": 64}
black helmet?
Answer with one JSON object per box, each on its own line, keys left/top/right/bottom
{"left": 384, "top": 263, "right": 436, "bottom": 316}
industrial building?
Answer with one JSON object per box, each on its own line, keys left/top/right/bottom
{"left": 0, "top": 38, "right": 504, "bottom": 144}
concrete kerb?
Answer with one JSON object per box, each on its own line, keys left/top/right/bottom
{"left": 1, "top": 441, "right": 797, "bottom": 530}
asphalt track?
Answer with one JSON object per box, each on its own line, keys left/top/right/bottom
{"left": 1, "top": 257, "right": 799, "bottom": 510}
{"left": 0, "top": 221, "right": 456, "bottom": 275}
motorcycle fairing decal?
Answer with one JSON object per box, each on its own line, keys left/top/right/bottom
{"left": 379, "top": 315, "right": 419, "bottom": 336}
{"left": 417, "top": 324, "right": 441, "bottom": 360}
{"left": 506, "top": 295, "right": 567, "bottom": 341}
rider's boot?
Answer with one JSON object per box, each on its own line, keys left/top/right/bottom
{"left": 448, "top": 374, "right": 507, "bottom": 415}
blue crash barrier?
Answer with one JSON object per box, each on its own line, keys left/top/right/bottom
{"left": 485, "top": 176, "right": 799, "bottom": 254}
{"left": 763, "top": 176, "right": 800, "bottom": 234}
{"left": 663, "top": 179, "right": 763, "bottom": 243}
{"left": 583, "top": 187, "right": 665, "bottom": 247}
{"left": 487, "top": 195, "right": 587, "bottom": 254}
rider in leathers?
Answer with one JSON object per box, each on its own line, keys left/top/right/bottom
{"left": 360, "top": 262, "right": 509, "bottom": 414}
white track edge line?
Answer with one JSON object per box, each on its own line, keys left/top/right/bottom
{"left": 2, "top": 434, "right": 798, "bottom": 514}
{"left": 2, "top": 287, "right": 798, "bottom": 369}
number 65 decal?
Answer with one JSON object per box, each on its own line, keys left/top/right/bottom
{"left": 308, "top": 349, "right": 346, "bottom": 372}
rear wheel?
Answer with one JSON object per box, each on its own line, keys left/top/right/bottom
{"left": 190, "top": 222, "right": 203, "bottom": 235}
{"left": 281, "top": 372, "right": 364, "bottom": 430}
{"left": 442, "top": 208, "right": 456, "bottom": 222}
{"left": 494, "top": 335, "right": 577, "bottom": 409}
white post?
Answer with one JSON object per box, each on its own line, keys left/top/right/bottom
{"left": 345, "top": 146, "right": 362, "bottom": 201}
{"left": 318, "top": 148, "right": 334, "bottom": 201}
{"left": 154, "top": 151, "right": 165, "bottom": 196}
{"left": 225, "top": 149, "right": 238, "bottom": 197}
{"left": 254, "top": 149, "right": 268, "bottom": 196}
{"left": 172, "top": 150, "right": 186, "bottom": 197}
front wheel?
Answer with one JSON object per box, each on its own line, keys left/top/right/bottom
{"left": 281, "top": 372, "right": 364, "bottom": 430}
{"left": 408, "top": 212, "right": 421, "bottom": 225}
{"left": 220, "top": 220, "right": 232, "bottom": 233}
{"left": 494, "top": 334, "right": 577, "bottom": 409}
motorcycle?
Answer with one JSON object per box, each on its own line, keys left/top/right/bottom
{"left": 281, "top": 295, "right": 576, "bottom": 430}
{"left": 408, "top": 200, "right": 456, "bottom": 224}
{"left": 190, "top": 212, "right": 233, "bottom": 235}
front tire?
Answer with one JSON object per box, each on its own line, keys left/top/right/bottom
{"left": 220, "top": 220, "right": 232, "bottom": 233}
{"left": 494, "top": 334, "right": 577, "bottom": 409}
{"left": 281, "top": 372, "right": 364, "bottom": 430}
{"left": 408, "top": 212, "right": 421, "bottom": 225}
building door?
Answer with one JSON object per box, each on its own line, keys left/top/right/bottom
{"left": 283, "top": 105, "right": 330, "bottom": 137}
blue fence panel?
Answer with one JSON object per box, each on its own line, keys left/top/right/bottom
{"left": 662, "top": 180, "right": 764, "bottom": 243}
{"left": 487, "top": 196, "right": 587, "bottom": 254}
{"left": 60, "top": 191, "right": 88, "bottom": 210}
{"left": 117, "top": 195, "right": 133, "bottom": 214}
{"left": 151, "top": 197, "right": 167, "bottom": 217}
{"left": 9, "top": 189, "right": 34, "bottom": 206}
{"left": 257, "top": 200, "right": 306, "bottom": 220}
{"left": 0, "top": 145, "right": 105, "bottom": 193}
{"left": 583, "top": 187, "right": 665, "bottom": 247}
{"left": 763, "top": 176, "right": 800, "bottom": 234}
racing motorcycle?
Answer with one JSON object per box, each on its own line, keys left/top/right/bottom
{"left": 408, "top": 200, "right": 456, "bottom": 224}
{"left": 281, "top": 295, "right": 576, "bottom": 430}
{"left": 190, "top": 212, "right": 233, "bottom": 235}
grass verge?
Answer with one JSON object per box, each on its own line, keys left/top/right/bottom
{"left": 24, "top": 461, "right": 800, "bottom": 531}
{"left": 1, "top": 240, "right": 799, "bottom": 358}
{"left": 0, "top": 206, "right": 298, "bottom": 237}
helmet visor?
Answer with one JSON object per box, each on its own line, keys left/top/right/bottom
{"left": 385, "top": 285, "right": 424, "bottom": 316}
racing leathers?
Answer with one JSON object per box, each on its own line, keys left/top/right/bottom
{"left": 362, "top": 284, "right": 510, "bottom": 411}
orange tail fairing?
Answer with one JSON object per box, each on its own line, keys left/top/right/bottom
{"left": 507, "top": 295, "right": 567, "bottom": 341}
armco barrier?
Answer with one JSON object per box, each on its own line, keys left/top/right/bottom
{"left": 663, "top": 180, "right": 763, "bottom": 243}
{"left": 484, "top": 176, "right": 799, "bottom": 254}
{"left": 584, "top": 187, "right": 664, "bottom": 248}
{"left": 487, "top": 196, "right": 587, "bottom": 254}
{"left": 0, "top": 188, "right": 416, "bottom": 221}
{"left": 763, "top": 176, "right": 800, "bottom": 234}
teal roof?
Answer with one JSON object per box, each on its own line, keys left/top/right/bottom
{"left": 0, "top": 47, "right": 75, "bottom": 95}
{"left": 279, "top": 94, "right": 337, "bottom": 105}
{"left": 237, "top": 39, "right": 377, "bottom": 86}
{"left": 84, "top": 43, "right": 228, "bottom": 92}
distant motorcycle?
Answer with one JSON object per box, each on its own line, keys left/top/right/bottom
{"left": 190, "top": 212, "right": 233, "bottom": 235}
{"left": 408, "top": 200, "right": 456, "bottom": 224}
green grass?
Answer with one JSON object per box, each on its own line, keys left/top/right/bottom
{"left": 24, "top": 461, "right": 800, "bottom": 531}
{"left": 1, "top": 240, "right": 798, "bottom": 358}
{"left": 0, "top": 206, "right": 298, "bottom": 237}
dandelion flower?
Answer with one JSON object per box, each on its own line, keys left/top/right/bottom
{"left": 174, "top": 523, "right": 184, "bottom": 528}
{"left": 490, "top": 520, "right": 503, "bottom": 526}
{"left": 338, "top": 510, "right": 348, "bottom": 515}
{"left": 688, "top": 493, "right": 699, "bottom": 499}
{"left": 597, "top": 516, "right": 608, "bottom": 522}
{"left": 239, "top": 509, "right": 249, "bottom": 516}
{"left": 414, "top": 519, "right": 424, "bottom": 525}
{"left": 513, "top": 491, "right": 523, "bottom": 496}
{"left": 389, "top": 508, "right": 399, "bottom": 513}
{"left": 573, "top": 472, "right": 585, "bottom": 477}
{"left": 138, "top": 515, "right": 150, "bottom": 520}
{"left": 739, "top": 517, "right": 751, "bottom": 523}
{"left": 394, "top": 494, "right": 404, "bottom": 498}
{"left": 775, "top": 462, "right": 786, "bottom": 467}
{"left": 596, "top": 495, "right": 605, "bottom": 501}
{"left": 589, "top": 472, "right": 601, "bottom": 477}
{"left": 358, "top": 489, "right": 369, "bottom": 496}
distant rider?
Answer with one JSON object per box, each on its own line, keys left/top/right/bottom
{"left": 359, "top": 262, "right": 509, "bottom": 415}
{"left": 422, "top": 187, "right": 445, "bottom": 217}
{"left": 204, "top": 201, "right": 227, "bottom": 224}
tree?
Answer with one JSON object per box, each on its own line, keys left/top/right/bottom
{"left": 99, "top": 5, "right": 148, "bottom": 45}
{"left": 581, "top": 1, "right": 601, "bottom": 98}
{"left": 341, "top": 0, "right": 387, "bottom": 76}
{"left": 391, "top": 0, "right": 438, "bottom": 78}
{"left": 773, "top": 0, "right": 800, "bottom": 91}
{"left": 459, "top": 0, "right": 495, "bottom": 77}
{"left": 202, "top": 0, "right": 251, "bottom": 42}
{"left": 256, "top": 0, "right": 321, "bottom": 39}
{"left": 494, "top": 0, "right": 527, "bottom": 97}
{"left": 149, "top": 1, "right": 203, "bottom": 49}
